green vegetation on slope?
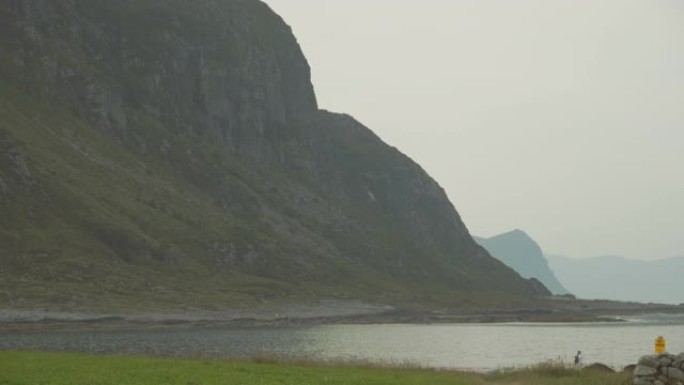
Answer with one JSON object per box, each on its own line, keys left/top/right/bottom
{"left": 0, "top": 85, "right": 535, "bottom": 311}
{"left": 0, "top": 0, "right": 547, "bottom": 311}
{"left": 0, "top": 351, "right": 630, "bottom": 385}
{"left": 0, "top": 87, "right": 356, "bottom": 311}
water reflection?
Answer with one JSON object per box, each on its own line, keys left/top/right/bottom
{"left": 2, "top": 317, "right": 683, "bottom": 371}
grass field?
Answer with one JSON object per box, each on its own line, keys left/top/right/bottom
{"left": 0, "top": 351, "right": 631, "bottom": 385}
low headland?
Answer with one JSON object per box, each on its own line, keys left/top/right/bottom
{"left": 1, "top": 297, "right": 682, "bottom": 332}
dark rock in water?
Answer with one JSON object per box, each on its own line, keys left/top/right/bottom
{"left": 623, "top": 364, "right": 637, "bottom": 373}
{"left": 582, "top": 362, "right": 615, "bottom": 373}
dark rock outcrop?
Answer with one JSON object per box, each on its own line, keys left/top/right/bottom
{"left": 633, "top": 353, "right": 684, "bottom": 385}
{"left": 582, "top": 362, "right": 615, "bottom": 373}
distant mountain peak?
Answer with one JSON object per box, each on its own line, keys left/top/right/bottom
{"left": 494, "top": 229, "right": 531, "bottom": 240}
{"left": 476, "top": 230, "right": 569, "bottom": 295}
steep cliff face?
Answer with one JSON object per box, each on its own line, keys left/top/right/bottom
{"left": 0, "top": 0, "right": 547, "bottom": 310}
{"left": 288, "top": 111, "right": 546, "bottom": 295}
{"left": 2, "top": 0, "right": 316, "bottom": 162}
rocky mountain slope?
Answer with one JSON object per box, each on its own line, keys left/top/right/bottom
{"left": 547, "top": 254, "right": 684, "bottom": 304}
{"left": 475, "top": 230, "right": 568, "bottom": 295}
{"left": 0, "top": 0, "right": 548, "bottom": 311}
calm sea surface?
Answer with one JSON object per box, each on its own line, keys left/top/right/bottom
{"left": 2, "top": 313, "right": 683, "bottom": 371}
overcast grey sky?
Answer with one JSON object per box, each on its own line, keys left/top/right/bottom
{"left": 262, "top": 0, "right": 684, "bottom": 260}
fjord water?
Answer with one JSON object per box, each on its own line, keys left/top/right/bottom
{"left": 2, "top": 314, "right": 683, "bottom": 371}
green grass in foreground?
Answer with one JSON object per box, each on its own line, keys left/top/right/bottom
{"left": 0, "top": 351, "right": 630, "bottom": 385}
{"left": 483, "top": 360, "right": 631, "bottom": 385}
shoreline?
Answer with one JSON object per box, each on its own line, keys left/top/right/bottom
{"left": 1, "top": 300, "right": 683, "bottom": 332}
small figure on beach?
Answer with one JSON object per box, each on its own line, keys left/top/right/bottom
{"left": 574, "top": 351, "right": 582, "bottom": 366}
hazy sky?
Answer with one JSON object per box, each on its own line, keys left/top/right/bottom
{"left": 262, "top": 0, "right": 684, "bottom": 260}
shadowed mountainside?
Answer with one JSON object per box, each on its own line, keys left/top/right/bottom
{"left": 0, "top": 0, "right": 548, "bottom": 311}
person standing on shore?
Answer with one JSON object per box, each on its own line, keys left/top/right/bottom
{"left": 574, "top": 351, "right": 582, "bottom": 366}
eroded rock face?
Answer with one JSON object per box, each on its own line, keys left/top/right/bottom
{"left": 0, "top": 176, "right": 7, "bottom": 195}
{"left": 0, "top": 131, "right": 38, "bottom": 192}
{"left": 3, "top": 0, "right": 317, "bottom": 164}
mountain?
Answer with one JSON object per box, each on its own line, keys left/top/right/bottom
{"left": 474, "top": 230, "right": 568, "bottom": 295}
{"left": 546, "top": 254, "right": 684, "bottom": 304}
{"left": 0, "top": 0, "right": 548, "bottom": 312}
